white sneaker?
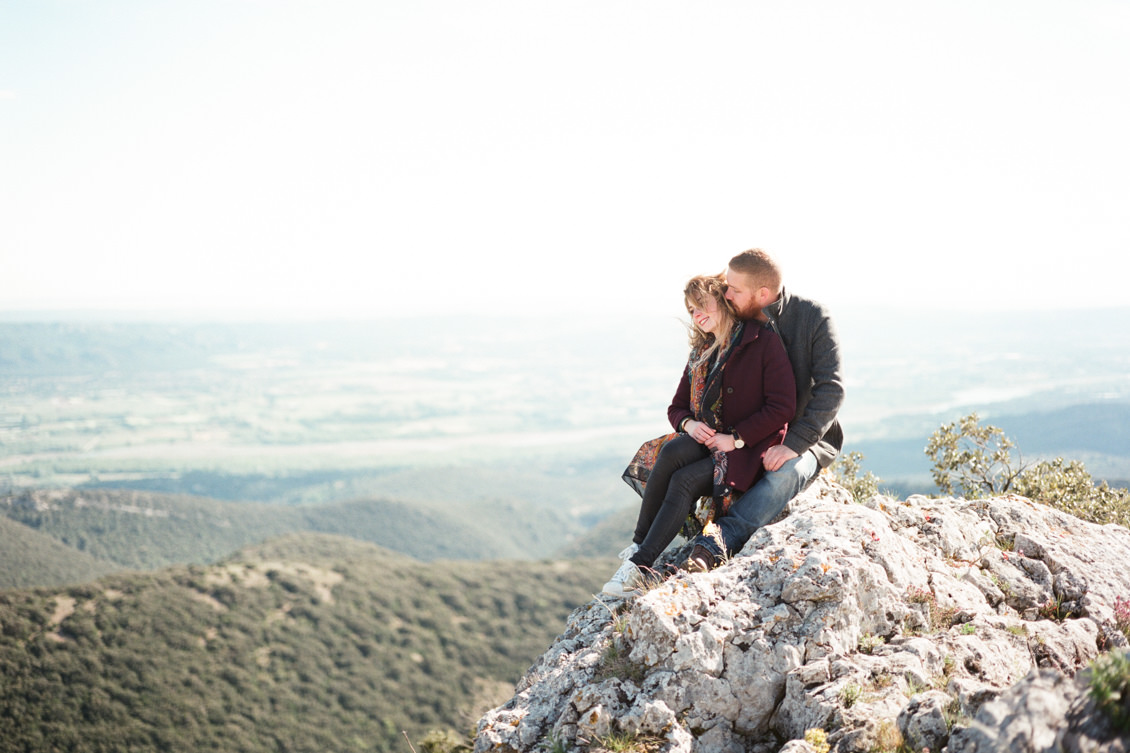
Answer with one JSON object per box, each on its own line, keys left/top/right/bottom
{"left": 602, "top": 558, "right": 642, "bottom": 597}
{"left": 617, "top": 543, "right": 639, "bottom": 561}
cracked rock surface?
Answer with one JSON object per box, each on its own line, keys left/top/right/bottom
{"left": 475, "top": 476, "right": 1130, "bottom": 752}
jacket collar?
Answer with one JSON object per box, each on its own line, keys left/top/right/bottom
{"left": 759, "top": 286, "right": 790, "bottom": 332}
{"left": 729, "top": 318, "right": 764, "bottom": 350}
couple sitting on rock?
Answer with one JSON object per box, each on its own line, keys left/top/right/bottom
{"left": 604, "top": 248, "right": 846, "bottom": 597}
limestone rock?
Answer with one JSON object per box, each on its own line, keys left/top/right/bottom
{"left": 947, "top": 652, "right": 1130, "bottom": 753}
{"left": 475, "top": 476, "right": 1130, "bottom": 752}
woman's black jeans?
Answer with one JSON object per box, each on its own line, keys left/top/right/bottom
{"left": 631, "top": 434, "right": 712, "bottom": 569}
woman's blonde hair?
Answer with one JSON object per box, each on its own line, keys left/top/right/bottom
{"left": 684, "top": 273, "right": 738, "bottom": 363}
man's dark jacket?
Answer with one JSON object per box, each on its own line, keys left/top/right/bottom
{"left": 760, "top": 287, "right": 845, "bottom": 468}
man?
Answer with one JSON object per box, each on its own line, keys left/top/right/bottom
{"left": 687, "top": 248, "right": 845, "bottom": 570}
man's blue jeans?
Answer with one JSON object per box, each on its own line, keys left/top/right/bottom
{"left": 696, "top": 450, "right": 820, "bottom": 559}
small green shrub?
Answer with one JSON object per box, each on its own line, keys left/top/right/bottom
{"left": 906, "top": 586, "right": 960, "bottom": 632}
{"left": 419, "top": 728, "right": 472, "bottom": 753}
{"left": 594, "top": 641, "right": 647, "bottom": 684}
{"left": 592, "top": 731, "right": 664, "bottom": 752}
{"left": 829, "top": 451, "right": 880, "bottom": 504}
{"left": 926, "top": 413, "right": 1130, "bottom": 527}
{"left": 859, "top": 632, "right": 886, "bottom": 655}
{"left": 804, "top": 727, "right": 831, "bottom": 753}
{"left": 1089, "top": 651, "right": 1130, "bottom": 732}
{"left": 1013, "top": 458, "right": 1130, "bottom": 529}
{"left": 1037, "top": 595, "right": 1079, "bottom": 622}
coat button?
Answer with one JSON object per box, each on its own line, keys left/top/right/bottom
{"left": 726, "top": 387, "right": 733, "bottom": 393}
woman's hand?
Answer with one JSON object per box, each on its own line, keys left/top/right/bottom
{"left": 704, "top": 433, "right": 737, "bottom": 452}
{"left": 684, "top": 419, "right": 716, "bottom": 444}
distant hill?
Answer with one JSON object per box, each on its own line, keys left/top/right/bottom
{"left": 0, "top": 516, "right": 122, "bottom": 589}
{"left": 78, "top": 461, "right": 628, "bottom": 524}
{"left": 850, "top": 401, "right": 1130, "bottom": 488}
{"left": 557, "top": 505, "right": 638, "bottom": 559}
{"left": 1, "top": 488, "right": 293, "bottom": 573}
{"left": 999, "top": 402, "right": 1130, "bottom": 456}
{"left": 0, "top": 487, "right": 581, "bottom": 585}
{"left": 0, "top": 533, "right": 611, "bottom": 753}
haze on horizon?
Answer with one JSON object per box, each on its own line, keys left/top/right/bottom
{"left": 2, "top": 0, "right": 1129, "bottom": 321}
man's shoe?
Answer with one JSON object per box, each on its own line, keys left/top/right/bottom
{"left": 617, "top": 543, "right": 640, "bottom": 561}
{"left": 684, "top": 544, "right": 718, "bottom": 573}
{"left": 602, "top": 558, "right": 643, "bottom": 597}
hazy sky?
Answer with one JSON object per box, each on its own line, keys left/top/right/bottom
{"left": 2, "top": 0, "right": 1128, "bottom": 319}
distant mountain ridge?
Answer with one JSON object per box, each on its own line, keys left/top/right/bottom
{"left": 851, "top": 400, "right": 1130, "bottom": 491}
{"left": 0, "top": 515, "right": 120, "bottom": 589}
{"left": 1001, "top": 402, "right": 1130, "bottom": 456}
{"left": 0, "top": 486, "right": 581, "bottom": 588}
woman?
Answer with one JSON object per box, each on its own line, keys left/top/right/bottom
{"left": 603, "top": 274, "right": 796, "bottom": 597}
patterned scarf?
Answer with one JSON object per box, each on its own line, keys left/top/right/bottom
{"left": 692, "top": 321, "right": 744, "bottom": 506}
{"left": 622, "top": 322, "right": 745, "bottom": 512}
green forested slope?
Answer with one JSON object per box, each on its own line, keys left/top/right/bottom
{"left": 1, "top": 488, "right": 576, "bottom": 581}
{"left": 0, "top": 533, "right": 611, "bottom": 753}
{"left": 0, "top": 516, "right": 122, "bottom": 589}
{"left": 1, "top": 489, "right": 293, "bottom": 572}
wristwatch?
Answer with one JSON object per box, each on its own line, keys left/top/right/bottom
{"left": 733, "top": 431, "right": 745, "bottom": 449}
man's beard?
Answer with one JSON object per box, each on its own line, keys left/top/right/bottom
{"left": 733, "top": 298, "right": 760, "bottom": 320}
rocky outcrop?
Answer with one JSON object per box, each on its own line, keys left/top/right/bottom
{"left": 475, "top": 476, "right": 1130, "bottom": 752}
{"left": 947, "top": 654, "right": 1130, "bottom": 753}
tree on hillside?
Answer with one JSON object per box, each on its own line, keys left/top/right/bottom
{"left": 925, "top": 412, "right": 1025, "bottom": 498}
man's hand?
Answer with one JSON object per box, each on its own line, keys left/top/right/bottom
{"left": 762, "top": 444, "right": 798, "bottom": 472}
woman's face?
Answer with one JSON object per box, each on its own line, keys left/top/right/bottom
{"left": 688, "top": 295, "right": 724, "bottom": 335}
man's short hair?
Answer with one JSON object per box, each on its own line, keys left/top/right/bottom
{"left": 728, "top": 248, "right": 783, "bottom": 294}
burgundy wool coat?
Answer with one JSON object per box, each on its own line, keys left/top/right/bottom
{"left": 666, "top": 323, "right": 797, "bottom": 493}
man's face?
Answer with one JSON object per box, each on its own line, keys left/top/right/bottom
{"left": 724, "top": 268, "right": 764, "bottom": 320}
